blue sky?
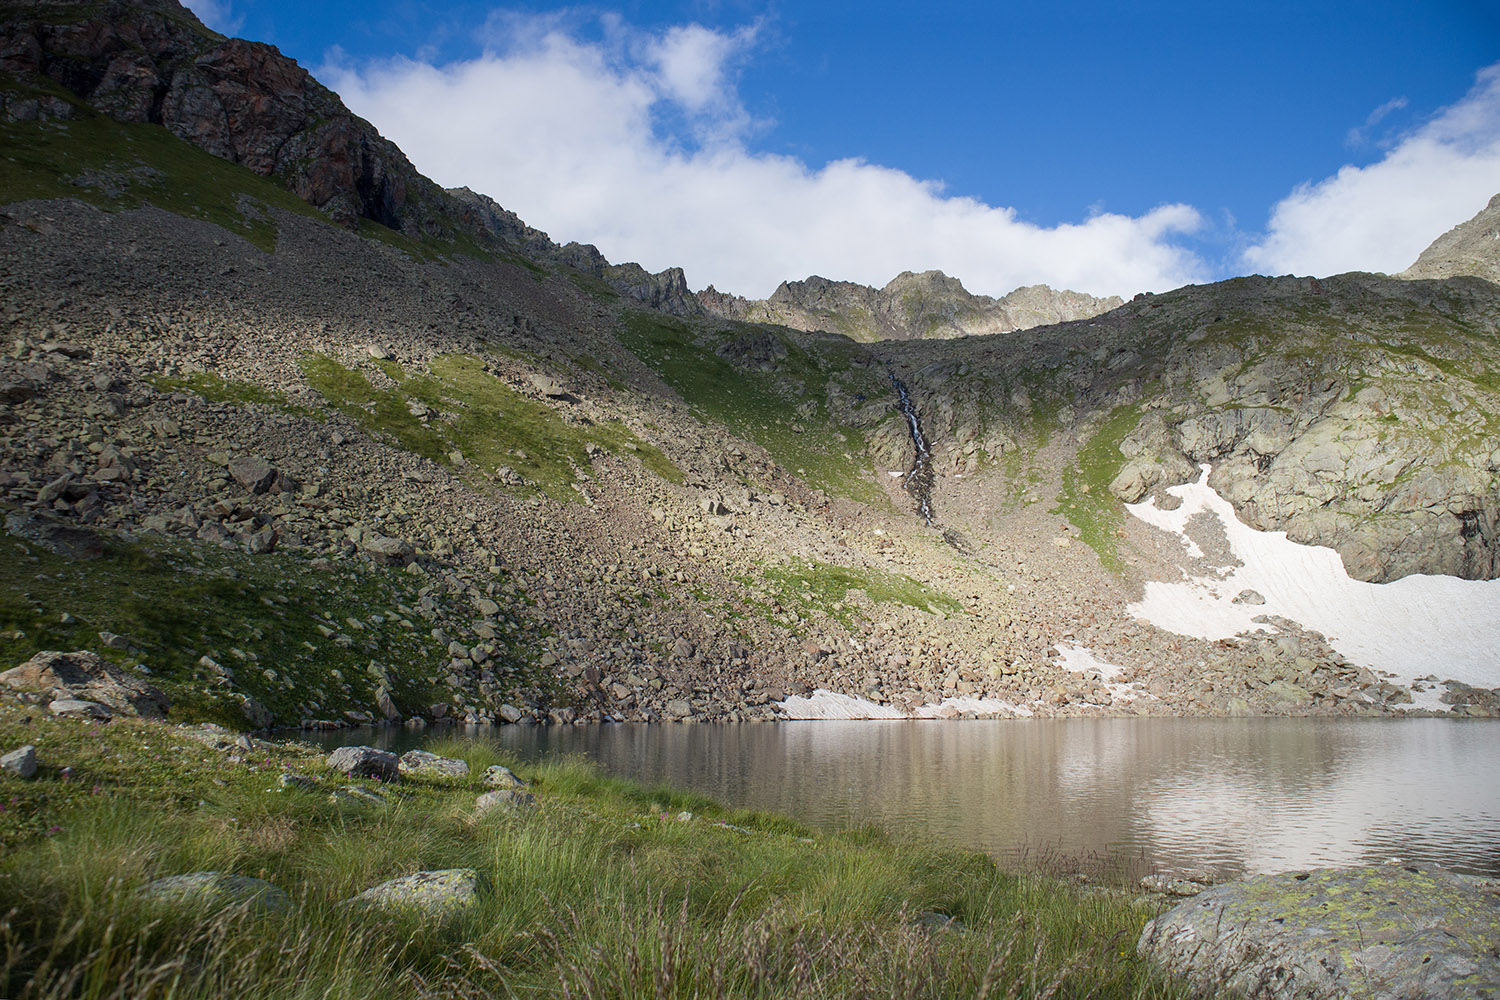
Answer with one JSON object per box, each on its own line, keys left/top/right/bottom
{"left": 187, "top": 1, "right": 1500, "bottom": 299}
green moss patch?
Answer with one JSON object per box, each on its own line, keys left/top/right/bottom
{"left": 616, "top": 312, "right": 887, "bottom": 504}
{"left": 1054, "top": 404, "right": 1141, "bottom": 573}
{"left": 298, "top": 352, "right": 681, "bottom": 501}
{"left": 752, "top": 560, "right": 963, "bottom": 629}
{"left": 0, "top": 520, "right": 534, "bottom": 728}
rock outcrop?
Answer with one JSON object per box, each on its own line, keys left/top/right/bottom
{"left": 1, "top": 649, "right": 169, "bottom": 717}
{"left": 1401, "top": 192, "right": 1500, "bottom": 285}
{"left": 1138, "top": 863, "right": 1500, "bottom": 999}
{"left": 700, "top": 270, "right": 1122, "bottom": 342}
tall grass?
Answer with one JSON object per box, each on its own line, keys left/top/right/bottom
{"left": 0, "top": 710, "right": 1186, "bottom": 998}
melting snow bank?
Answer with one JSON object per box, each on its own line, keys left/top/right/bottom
{"left": 776, "top": 689, "right": 1033, "bottom": 720}
{"left": 1127, "top": 466, "right": 1500, "bottom": 705}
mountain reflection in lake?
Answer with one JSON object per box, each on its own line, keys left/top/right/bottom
{"left": 306, "top": 718, "right": 1500, "bottom": 880}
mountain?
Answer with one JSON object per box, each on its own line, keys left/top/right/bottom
{"left": 699, "top": 270, "right": 1123, "bottom": 342}
{"left": 2, "top": 0, "right": 1498, "bottom": 732}
{"left": 1401, "top": 193, "right": 1500, "bottom": 284}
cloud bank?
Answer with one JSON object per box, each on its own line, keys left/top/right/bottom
{"left": 324, "top": 16, "right": 1206, "bottom": 299}
{"left": 1244, "top": 64, "right": 1500, "bottom": 277}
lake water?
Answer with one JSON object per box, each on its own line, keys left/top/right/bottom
{"left": 306, "top": 718, "right": 1500, "bottom": 881}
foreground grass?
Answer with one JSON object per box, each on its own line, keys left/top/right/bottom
{"left": 0, "top": 706, "right": 1184, "bottom": 999}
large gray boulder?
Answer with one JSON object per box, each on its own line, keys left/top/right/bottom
{"left": 326, "top": 745, "right": 398, "bottom": 781}
{"left": 346, "top": 868, "right": 490, "bottom": 917}
{"left": 2, "top": 650, "right": 169, "bottom": 717}
{"left": 397, "top": 750, "right": 468, "bottom": 780}
{"left": 1138, "top": 862, "right": 1500, "bottom": 999}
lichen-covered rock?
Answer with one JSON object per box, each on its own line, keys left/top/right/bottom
{"left": 397, "top": 750, "right": 468, "bottom": 780}
{"left": 2, "top": 649, "right": 169, "bottom": 717}
{"left": 1138, "top": 862, "right": 1500, "bottom": 999}
{"left": 480, "top": 764, "right": 527, "bottom": 789}
{"left": 326, "top": 745, "right": 398, "bottom": 781}
{"left": 347, "top": 868, "right": 490, "bottom": 916}
{"left": 475, "top": 788, "right": 536, "bottom": 815}
{"left": 138, "top": 872, "right": 289, "bottom": 913}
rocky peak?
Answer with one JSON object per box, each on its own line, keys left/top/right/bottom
{"left": 604, "top": 263, "right": 704, "bottom": 317}
{"left": 700, "top": 268, "right": 1122, "bottom": 342}
{"left": 1400, "top": 192, "right": 1500, "bottom": 284}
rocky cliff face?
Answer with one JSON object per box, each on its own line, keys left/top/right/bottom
{"left": 1401, "top": 193, "right": 1500, "bottom": 284}
{"left": 700, "top": 269, "right": 1123, "bottom": 342}
{"left": 0, "top": 0, "right": 459, "bottom": 236}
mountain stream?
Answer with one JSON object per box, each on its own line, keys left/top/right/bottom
{"left": 889, "top": 373, "right": 935, "bottom": 524}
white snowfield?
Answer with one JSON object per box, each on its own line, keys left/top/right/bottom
{"left": 776, "top": 689, "right": 1034, "bottom": 721}
{"left": 1126, "top": 466, "right": 1500, "bottom": 705}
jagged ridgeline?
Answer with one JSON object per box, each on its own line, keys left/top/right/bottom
{"left": 1, "top": 0, "right": 1499, "bottom": 733}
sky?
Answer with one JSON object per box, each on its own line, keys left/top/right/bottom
{"left": 184, "top": 1, "right": 1500, "bottom": 300}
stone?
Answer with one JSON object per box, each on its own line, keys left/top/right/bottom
{"left": 1138, "top": 863, "right": 1500, "bottom": 1000}
{"left": 228, "top": 455, "right": 277, "bottom": 494}
{"left": 1139, "top": 873, "right": 1209, "bottom": 897}
{"left": 277, "top": 772, "right": 316, "bottom": 790}
{"left": 330, "top": 784, "right": 391, "bottom": 806}
{"left": 1232, "top": 589, "right": 1267, "bottom": 606}
{"left": 497, "top": 703, "right": 523, "bottom": 724}
{"left": 1, "top": 744, "right": 37, "bottom": 779}
{"left": 375, "top": 687, "right": 401, "bottom": 721}
{"left": 2, "top": 649, "right": 169, "bottom": 718}
{"left": 50, "top": 698, "right": 111, "bottom": 718}
{"left": 664, "top": 699, "right": 693, "bottom": 719}
{"left": 241, "top": 696, "right": 274, "bottom": 729}
{"left": 397, "top": 750, "right": 469, "bottom": 780}
{"left": 346, "top": 868, "right": 491, "bottom": 917}
{"left": 475, "top": 788, "right": 536, "bottom": 815}
{"left": 138, "top": 872, "right": 290, "bottom": 913}
{"left": 480, "top": 764, "right": 527, "bottom": 789}
{"left": 325, "top": 745, "right": 398, "bottom": 781}
{"left": 360, "top": 534, "right": 414, "bottom": 566}
{"left": 1264, "top": 679, "right": 1313, "bottom": 705}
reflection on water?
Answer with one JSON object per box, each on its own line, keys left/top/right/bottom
{"left": 306, "top": 718, "right": 1500, "bottom": 879}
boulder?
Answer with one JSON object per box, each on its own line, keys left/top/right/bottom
{"left": 1, "top": 745, "right": 37, "bottom": 779}
{"left": 138, "top": 872, "right": 290, "bottom": 913}
{"left": 1138, "top": 863, "right": 1500, "bottom": 999}
{"left": 325, "top": 745, "right": 398, "bottom": 781}
{"left": 49, "top": 698, "right": 112, "bottom": 719}
{"left": 346, "top": 868, "right": 490, "bottom": 916}
{"left": 475, "top": 789, "right": 536, "bottom": 815}
{"left": 480, "top": 764, "right": 527, "bottom": 789}
{"left": 228, "top": 455, "right": 277, "bottom": 494}
{"left": 397, "top": 750, "right": 468, "bottom": 780}
{"left": 2, "top": 650, "right": 169, "bottom": 717}
{"left": 360, "top": 535, "right": 415, "bottom": 566}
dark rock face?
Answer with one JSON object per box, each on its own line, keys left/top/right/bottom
{"left": 0, "top": 0, "right": 447, "bottom": 235}
{"left": 604, "top": 263, "right": 704, "bottom": 316}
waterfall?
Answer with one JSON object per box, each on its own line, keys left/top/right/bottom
{"left": 889, "top": 372, "right": 935, "bottom": 524}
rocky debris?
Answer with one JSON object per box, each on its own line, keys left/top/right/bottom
{"left": 3, "top": 512, "right": 104, "bottom": 559}
{"left": 480, "top": 765, "right": 527, "bottom": 789}
{"left": 1138, "top": 862, "right": 1500, "bottom": 999}
{"left": 1138, "top": 873, "right": 1210, "bottom": 897}
{"left": 325, "top": 745, "right": 398, "bottom": 781}
{"left": 475, "top": 788, "right": 536, "bottom": 815}
{"left": 1401, "top": 192, "right": 1500, "bottom": 284}
{"left": 1, "top": 650, "right": 169, "bottom": 718}
{"left": 1, "top": 744, "right": 37, "bottom": 778}
{"left": 277, "top": 771, "right": 317, "bottom": 790}
{"left": 700, "top": 271, "right": 1122, "bottom": 343}
{"left": 138, "top": 871, "right": 290, "bottom": 913}
{"left": 346, "top": 868, "right": 491, "bottom": 916}
{"left": 397, "top": 749, "right": 469, "bottom": 780}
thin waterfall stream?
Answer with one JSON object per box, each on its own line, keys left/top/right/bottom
{"left": 889, "top": 372, "right": 935, "bottom": 524}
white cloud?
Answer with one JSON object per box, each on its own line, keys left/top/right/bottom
{"left": 323, "top": 15, "right": 1205, "bottom": 299}
{"left": 183, "top": 0, "right": 243, "bottom": 36}
{"left": 1244, "top": 63, "right": 1500, "bottom": 278}
{"left": 1344, "top": 95, "right": 1408, "bottom": 147}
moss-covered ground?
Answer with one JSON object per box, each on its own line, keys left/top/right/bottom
{"left": 298, "top": 352, "right": 681, "bottom": 500}
{"left": 0, "top": 516, "right": 536, "bottom": 728}
{"left": 0, "top": 708, "right": 1187, "bottom": 998}
{"left": 615, "top": 312, "right": 889, "bottom": 505}
{"left": 1053, "top": 404, "right": 1142, "bottom": 573}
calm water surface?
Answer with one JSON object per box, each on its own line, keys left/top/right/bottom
{"left": 308, "top": 718, "right": 1500, "bottom": 880}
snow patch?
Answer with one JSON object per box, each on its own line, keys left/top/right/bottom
{"left": 776, "top": 689, "right": 1032, "bottom": 720}
{"left": 1126, "top": 466, "right": 1500, "bottom": 706}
